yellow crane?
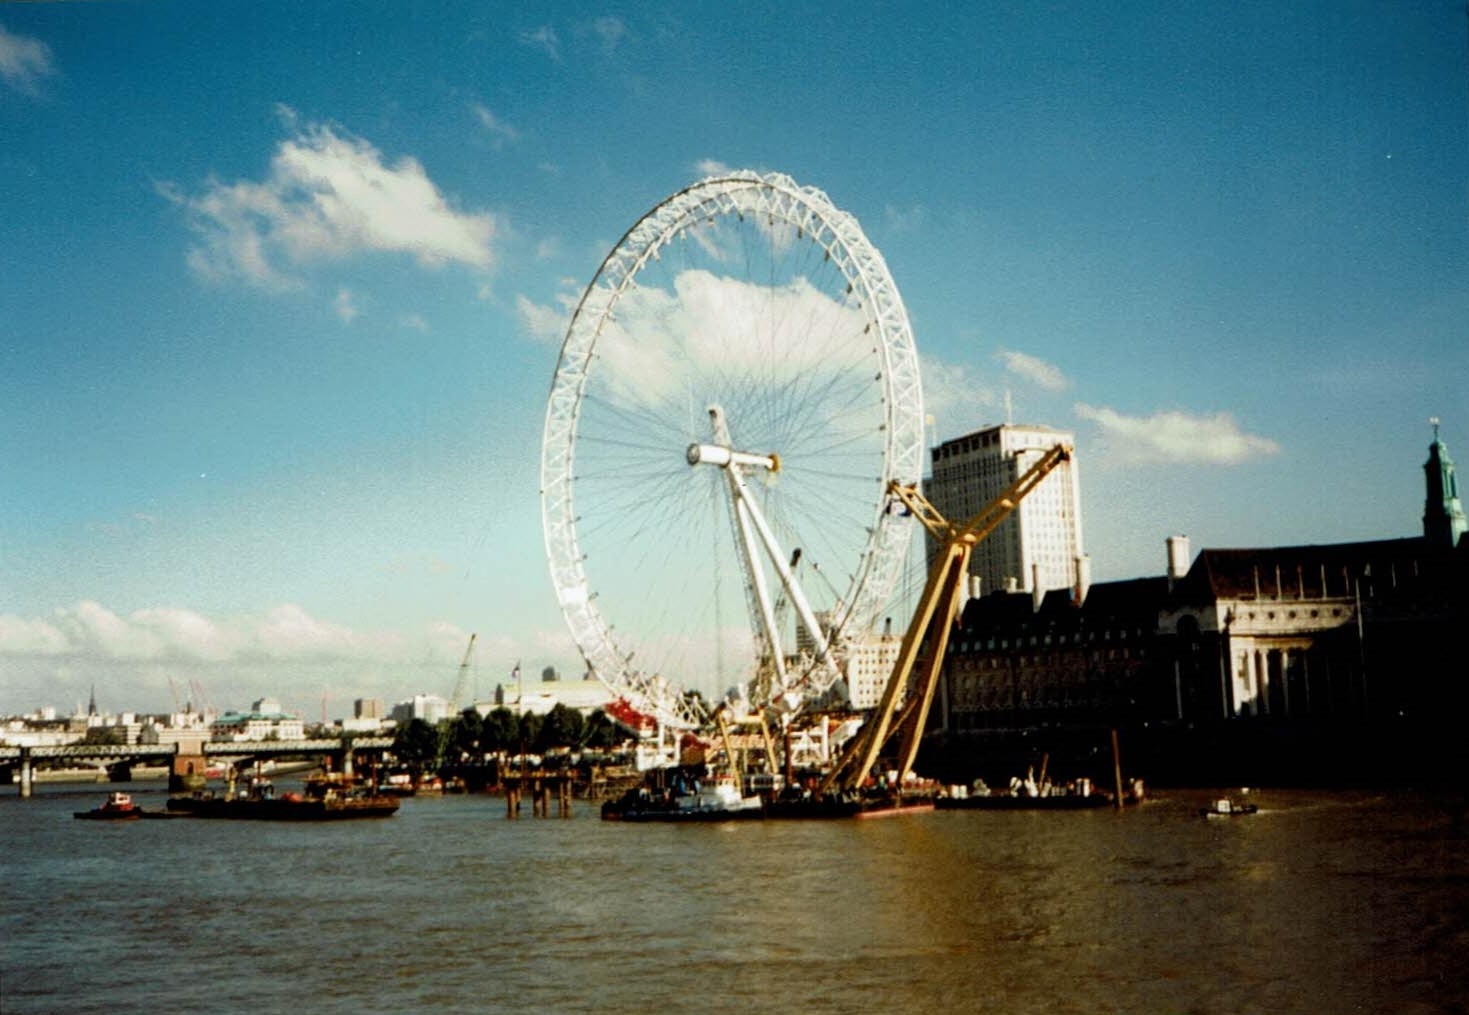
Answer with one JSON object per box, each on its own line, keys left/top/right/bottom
{"left": 820, "top": 442, "right": 1072, "bottom": 797}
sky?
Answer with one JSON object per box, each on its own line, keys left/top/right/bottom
{"left": 2, "top": 1, "right": 1466, "bottom": 719}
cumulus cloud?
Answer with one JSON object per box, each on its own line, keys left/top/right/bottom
{"left": 0, "top": 601, "right": 417, "bottom": 665}
{"left": 1074, "top": 403, "right": 1281, "bottom": 465}
{"left": 997, "top": 348, "right": 1068, "bottom": 391}
{"left": 0, "top": 24, "right": 55, "bottom": 95}
{"left": 695, "top": 159, "right": 735, "bottom": 177}
{"left": 589, "top": 269, "right": 869, "bottom": 410}
{"left": 920, "top": 355, "right": 1004, "bottom": 437}
{"left": 160, "top": 110, "right": 498, "bottom": 289}
{"left": 516, "top": 293, "right": 572, "bottom": 344}
{"left": 516, "top": 277, "right": 585, "bottom": 343}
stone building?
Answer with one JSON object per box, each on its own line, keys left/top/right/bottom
{"left": 939, "top": 424, "right": 1467, "bottom": 748}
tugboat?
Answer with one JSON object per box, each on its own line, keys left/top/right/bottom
{"left": 74, "top": 791, "right": 142, "bottom": 821}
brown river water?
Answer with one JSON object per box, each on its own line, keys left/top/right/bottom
{"left": 3, "top": 784, "right": 1467, "bottom": 1014}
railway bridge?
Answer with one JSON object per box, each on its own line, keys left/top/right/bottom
{"left": 0, "top": 737, "right": 394, "bottom": 798}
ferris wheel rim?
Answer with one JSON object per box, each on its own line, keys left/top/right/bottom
{"left": 540, "top": 170, "right": 925, "bottom": 727}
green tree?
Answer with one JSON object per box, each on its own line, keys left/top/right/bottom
{"left": 516, "top": 711, "right": 543, "bottom": 755}
{"left": 392, "top": 718, "right": 442, "bottom": 777}
{"left": 481, "top": 708, "right": 518, "bottom": 755}
{"left": 536, "top": 703, "right": 585, "bottom": 752}
{"left": 582, "top": 709, "right": 622, "bottom": 750}
{"left": 448, "top": 707, "right": 484, "bottom": 763}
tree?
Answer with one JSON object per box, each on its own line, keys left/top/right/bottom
{"left": 537, "top": 703, "right": 585, "bottom": 752}
{"left": 480, "top": 708, "right": 518, "bottom": 755}
{"left": 392, "top": 718, "right": 442, "bottom": 777}
{"left": 516, "top": 711, "right": 543, "bottom": 754}
{"left": 448, "top": 707, "right": 484, "bottom": 764}
{"left": 582, "top": 709, "right": 622, "bottom": 750}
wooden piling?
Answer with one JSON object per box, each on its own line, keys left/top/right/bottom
{"left": 1111, "top": 728, "right": 1125, "bottom": 810}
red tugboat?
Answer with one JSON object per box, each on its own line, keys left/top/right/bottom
{"left": 74, "top": 791, "right": 143, "bottom": 821}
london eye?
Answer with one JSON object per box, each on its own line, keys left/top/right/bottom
{"left": 540, "top": 171, "right": 925, "bottom": 728}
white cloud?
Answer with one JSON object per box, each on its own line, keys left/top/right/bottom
{"left": 593, "top": 269, "right": 868, "bottom": 410}
{"left": 0, "top": 602, "right": 563, "bottom": 714}
{"left": 520, "top": 25, "right": 560, "bottom": 61}
{"left": 161, "top": 111, "right": 498, "bottom": 289}
{"left": 472, "top": 103, "right": 520, "bottom": 147}
{"left": 334, "top": 287, "right": 359, "bottom": 322}
{"left": 516, "top": 293, "right": 571, "bottom": 344}
{"left": 921, "top": 355, "right": 1004, "bottom": 438}
{"left": 0, "top": 24, "right": 54, "bottom": 95}
{"left": 884, "top": 204, "right": 927, "bottom": 233}
{"left": 0, "top": 601, "right": 409, "bottom": 665}
{"left": 585, "top": 15, "right": 629, "bottom": 55}
{"left": 1074, "top": 403, "right": 1281, "bottom": 465}
{"left": 400, "top": 313, "right": 429, "bottom": 332}
{"left": 997, "top": 348, "right": 1068, "bottom": 391}
{"left": 695, "top": 159, "right": 734, "bottom": 177}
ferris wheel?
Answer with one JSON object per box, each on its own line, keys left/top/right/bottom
{"left": 540, "top": 171, "right": 924, "bottom": 728}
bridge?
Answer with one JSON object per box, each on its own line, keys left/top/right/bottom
{"left": 0, "top": 738, "right": 395, "bottom": 798}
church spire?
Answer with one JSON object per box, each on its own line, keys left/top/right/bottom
{"left": 1423, "top": 417, "right": 1467, "bottom": 550}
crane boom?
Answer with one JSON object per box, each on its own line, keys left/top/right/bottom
{"left": 820, "top": 442, "right": 1072, "bottom": 796}
{"left": 448, "top": 633, "right": 478, "bottom": 713}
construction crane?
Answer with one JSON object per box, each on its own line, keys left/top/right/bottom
{"left": 448, "top": 633, "right": 478, "bottom": 714}
{"left": 820, "top": 442, "right": 1072, "bottom": 797}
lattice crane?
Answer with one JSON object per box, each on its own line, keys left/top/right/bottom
{"left": 448, "top": 633, "right": 477, "bottom": 714}
{"left": 820, "top": 442, "right": 1072, "bottom": 796}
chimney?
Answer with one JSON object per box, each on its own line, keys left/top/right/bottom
{"left": 1031, "top": 563, "right": 1045, "bottom": 613}
{"left": 1073, "top": 554, "right": 1092, "bottom": 606}
{"left": 1166, "top": 535, "right": 1190, "bottom": 592}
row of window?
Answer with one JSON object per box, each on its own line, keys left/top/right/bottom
{"left": 955, "top": 628, "right": 1147, "bottom": 652}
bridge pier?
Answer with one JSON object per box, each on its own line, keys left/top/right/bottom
{"left": 171, "top": 754, "right": 208, "bottom": 793}
{"left": 19, "top": 750, "right": 33, "bottom": 800}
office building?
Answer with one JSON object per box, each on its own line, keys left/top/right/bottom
{"left": 927, "top": 423, "right": 1086, "bottom": 598}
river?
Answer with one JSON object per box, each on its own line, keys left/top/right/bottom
{"left": 3, "top": 784, "right": 1467, "bottom": 1014}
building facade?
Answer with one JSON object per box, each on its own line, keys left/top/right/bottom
{"left": 926, "top": 424, "right": 1085, "bottom": 597}
{"left": 941, "top": 535, "right": 1465, "bottom": 736}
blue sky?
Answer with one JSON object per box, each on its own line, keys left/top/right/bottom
{"left": 2, "top": 1, "right": 1465, "bottom": 717}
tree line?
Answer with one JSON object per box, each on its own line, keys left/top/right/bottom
{"left": 390, "top": 704, "right": 625, "bottom": 778}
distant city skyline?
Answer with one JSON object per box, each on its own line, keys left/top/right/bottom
{"left": 2, "top": 3, "right": 1465, "bottom": 715}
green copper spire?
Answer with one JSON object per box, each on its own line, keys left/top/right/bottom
{"left": 1423, "top": 417, "right": 1467, "bottom": 550}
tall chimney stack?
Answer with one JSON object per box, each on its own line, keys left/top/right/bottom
{"left": 1166, "top": 535, "right": 1191, "bottom": 591}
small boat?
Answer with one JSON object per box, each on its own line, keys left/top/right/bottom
{"left": 1201, "top": 797, "right": 1258, "bottom": 817}
{"left": 602, "top": 774, "right": 764, "bottom": 822}
{"left": 166, "top": 775, "right": 400, "bottom": 821}
{"left": 74, "top": 791, "right": 142, "bottom": 821}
